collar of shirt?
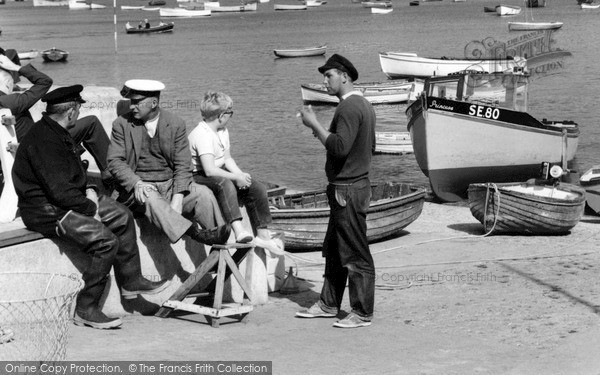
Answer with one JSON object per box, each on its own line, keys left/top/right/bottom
{"left": 341, "top": 90, "right": 364, "bottom": 101}
{"left": 145, "top": 115, "right": 159, "bottom": 137}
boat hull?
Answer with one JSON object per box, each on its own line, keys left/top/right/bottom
{"left": 508, "top": 21, "right": 563, "bottom": 31}
{"left": 375, "top": 132, "right": 413, "bottom": 155}
{"left": 126, "top": 22, "right": 174, "bottom": 34}
{"left": 42, "top": 49, "right": 69, "bottom": 62}
{"left": 300, "top": 81, "right": 415, "bottom": 105}
{"left": 378, "top": 52, "right": 524, "bottom": 79}
{"left": 274, "top": 46, "right": 326, "bottom": 58}
{"left": 406, "top": 96, "right": 579, "bottom": 202}
{"left": 468, "top": 182, "right": 585, "bottom": 234}
{"left": 496, "top": 4, "right": 521, "bottom": 15}
{"left": 273, "top": 3, "right": 307, "bottom": 10}
{"left": 579, "top": 165, "right": 600, "bottom": 214}
{"left": 269, "top": 183, "right": 426, "bottom": 251}
{"left": 159, "top": 7, "right": 211, "bottom": 16}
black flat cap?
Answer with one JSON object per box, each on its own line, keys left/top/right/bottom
{"left": 42, "top": 84, "right": 87, "bottom": 105}
{"left": 318, "top": 54, "right": 359, "bottom": 82}
{"left": 0, "top": 47, "right": 21, "bottom": 83}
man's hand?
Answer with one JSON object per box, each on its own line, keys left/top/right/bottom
{"left": 134, "top": 181, "right": 157, "bottom": 204}
{"left": 234, "top": 172, "right": 252, "bottom": 189}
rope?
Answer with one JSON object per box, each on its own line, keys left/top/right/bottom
{"left": 482, "top": 183, "right": 501, "bottom": 235}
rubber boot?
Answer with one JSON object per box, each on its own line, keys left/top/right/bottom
{"left": 73, "top": 275, "right": 122, "bottom": 329}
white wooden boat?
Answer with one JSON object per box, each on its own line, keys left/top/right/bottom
{"left": 305, "top": 0, "right": 325, "bottom": 6}
{"left": 33, "top": 0, "right": 68, "bottom": 6}
{"left": 17, "top": 50, "right": 40, "bottom": 60}
{"left": 141, "top": 6, "right": 161, "bottom": 10}
{"left": 581, "top": 2, "right": 600, "bottom": 8}
{"left": 121, "top": 5, "right": 145, "bottom": 9}
{"left": 579, "top": 165, "right": 600, "bottom": 214}
{"left": 205, "top": 2, "right": 257, "bottom": 11}
{"left": 361, "top": 0, "right": 392, "bottom": 7}
{"left": 405, "top": 72, "right": 579, "bottom": 202}
{"left": 268, "top": 182, "right": 426, "bottom": 250}
{"left": 508, "top": 21, "right": 563, "bottom": 31}
{"left": 159, "top": 7, "right": 211, "bottom": 16}
{"left": 274, "top": 45, "right": 326, "bottom": 58}
{"left": 468, "top": 182, "right": 585, "bottom": 234}
{"left": 371, "top": 6, "right": 392, "bottom": 13}
{"left": 496, "top": 4, "right": 521, "bottom": 15}
{"left": 300, "top": 80, "right": 419, "bottom": 105}
{"left": 378, "top": 52, "right": 527, "bottom": 79}
{"left": 375, "top": 132, "right": 413, "bottom": 155}
{"left": 274, "top": 3, "right": 307, "bottom": 9}
{"left": 68, "top": 0, "right": 105, "bottom": 8}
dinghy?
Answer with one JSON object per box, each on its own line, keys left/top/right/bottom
{"left": 468, "top": 181, "right": 585, "bottom": 235}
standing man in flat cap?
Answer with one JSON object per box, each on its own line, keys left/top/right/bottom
{"left": 0, "top": 47, "right": 113, "bottom": 185}
{"left": 107, "top": 79, "right": 231, "bottom": 247}
{"left": 12, "top": 85, "right": 170, "bottom": 330}
{"left": 296, "top": 54, "right": 376, "bottom": 328}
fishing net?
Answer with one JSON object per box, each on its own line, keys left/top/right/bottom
{"left": 0, "top": 272, "right": 83, "bottom": 360}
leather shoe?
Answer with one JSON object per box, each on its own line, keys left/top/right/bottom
{"left": 189, "top": 224, "right": 231, "bottom": 245}
{"left": 121, "top": 277, "right": 170, "bottom": 300}
{"left": 74, "top": 309, "right": 122, "bottom": 329}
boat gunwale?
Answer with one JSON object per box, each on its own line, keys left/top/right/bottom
{"left": 468, "top": 182, "right": 586, "bottom": 206}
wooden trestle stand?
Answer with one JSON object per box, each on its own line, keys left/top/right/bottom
{"left": 155, "top": 243, "right": 254, "bottom": 327}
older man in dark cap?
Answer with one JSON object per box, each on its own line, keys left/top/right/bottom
{"left": 0, "top": 47, "right": 112, "bottom": 185}
{"left": 107, "top": 79, "right": 230, "bottom": 247}
{"left": 296, "top": 54, "right": 377, "bottom": 328}
{"left": 12, "top": 85, "right": 170, "bottom": 330}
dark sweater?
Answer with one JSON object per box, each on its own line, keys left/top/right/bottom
{"left": 324, "top": 94, "right": 376, "bottom": 184}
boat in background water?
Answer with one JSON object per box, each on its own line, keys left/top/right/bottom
{"left": 375, "top": 132, "right": 413, "bottom": 155}
{"left": 496, "top": 4, "right": 521, "bottom": 15}
{"left": 274, "top": 45, "right": 326, "bottom": 58}
{"left": 468, "top": 181, "right": 585, "bottom": 235}
{"left": 378, "top": 52, "right": 526, "bottom": 79}
{"left": 300, "top": 79, "right": 420, "bottom": 105}
{"left": 508, "top": 21, "right": 563, "bottom": 31}
{"left": 580, "top": 2, "right": 600, "bottom": 8}
{"left": 41, "top": 48, "right": 69, "bottom": 62}
{"left": 159, "top": 7, "right": 211, "bottom": 16}
{"left": 125, "top": 21, "right": 175, "bottom": 34}
{"left": 68, "top": 0, "right": 106, "bottom": 9}
{"left": 405, "top": 71, "right": 579, "bottom": 202}
{"left": 17, "top": 50, "right": 40, "bottom": 60}
{"left": 273, "top": 3, "right": 307, "bottom": 9}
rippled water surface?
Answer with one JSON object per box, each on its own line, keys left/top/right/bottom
{"left": 1, "top": 0, "right": 598, "bottom": 191}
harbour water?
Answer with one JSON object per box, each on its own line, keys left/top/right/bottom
{"left": 1, "top": 0, "right": 598, "bottom": 192}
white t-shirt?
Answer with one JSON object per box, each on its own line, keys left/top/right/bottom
{"left": 188, "top": 121, "right": 230, "bottom": 173}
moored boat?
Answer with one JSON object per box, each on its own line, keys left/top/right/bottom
{"left": 375, "top": 132, "right": 413, "bottom": 155}
{"left": 468, "top": 181, "right": 585, "bottom": 235}
{"left": 496, "top": 4, "right": 521, "bottom": 15}
{"left": 526, "top": 0, "right": 545, "bottom": 7}
{"left": 148, "top": 0, "right": 166, "bottom": 5}
{"left": 273, "top": 3, "right": 307, "bottom": 9}
{"left": 579, "top": 165, "right": 600, "bottom": 214}
{"left": 17, "top": 50, "right": 40, "bottom": 60}
{"left": 305, "top": 0, "right": 325, "bottom": 6}
{"left": 125, "top": 21, "right": 175, "bottom": 34}
{"left": 483, "top": 5, "right": 497, "bottom": 12}
{"left": 508, "top": 21, "right": 563, "bottom": 31}
{"left": 371, "top": 6, "right": 393, "bottom": 13}
{"left": 68, "top": 0, "right": 106, "bottom": 9}
{"left": 33, "top": 0, "right": 68, "bottom": 6}
{"left": 378, "top": 52, "right": 526, "bottom": 79}
{"left": 41, "top": 48, "right": 69, "bottom": 62}
{"left": 159, "top": 7, "right": 211, "bottom": 16}
{"left": 268, "top": 182, "right": 426, "bottom": 250}
{"left": 204, "top": 2, "right": 257, "bottom": 11}
{"left": 409, "top": 0, "right": 419, "bottom": 5}
{"left": 361, "top": 0, "right": 392, "bottom": 7}
{"left": 121, "top": 5, "right": 145, "bottom": 9}
{"left": 580, "top": 2, "right": 600, "bottom": 8}
{"left": 274, "top": 45, "right": 326, "bottom": 58}
{"left": 300, "top": 79, "right": 420, "bottom": 105}
{"left": 405, "top": 71, "right": 579, "bottom": 202}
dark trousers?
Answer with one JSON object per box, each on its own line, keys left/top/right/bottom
{"left": 320, "top": 178, "right": 375, "bottom": 319}
{"left": 69, "top": 115, "right": 111, "bottom": 172}
{"left": 192, "top": 174, "right": 272, "bottom": 231}
{"left": 25, "top": 195, "right": 144, "bottom": 313}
